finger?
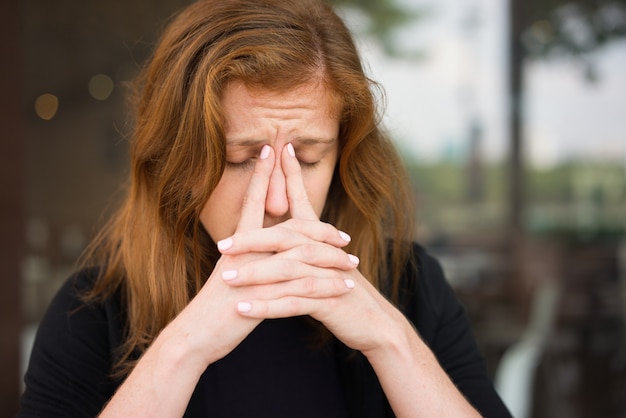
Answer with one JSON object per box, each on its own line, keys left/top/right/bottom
{"left": 282, "top": 143, "right": 319, "bottom": 221}
{"left": 221, "top": 246, "right": 360, "bottom": 285}
{"left": 228, "top": 273, "right": 355, "bottom": 302}
{"left": 278, "top": 219, "right": 353, "bottom": 248}
{"left": 236, "top": 294, "right": 344, "bottom": 318}
{"left": 236, "top": 145, "right": 274, "bottom": 232}
{"left": 218, "top": 220, "right": 352, "bottom": 255}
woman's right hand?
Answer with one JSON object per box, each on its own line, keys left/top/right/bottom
{"left": 99, "top": 147, "right": 277, "bottom": 417}
{"left": 162, "top": 146, "right": 278, "bottom": 366}
{"left": 100, "top": 145, "right": 353, "bottom": 417}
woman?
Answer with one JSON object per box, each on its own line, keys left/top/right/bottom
{"left": 20, "top": 0, "right": 511, "bottom": 416}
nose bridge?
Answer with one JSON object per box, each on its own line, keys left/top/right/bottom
{"left": 265, "top": 150, "right": 289, "bottom": 216}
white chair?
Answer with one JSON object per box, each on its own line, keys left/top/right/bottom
{"left": 494, "top": 280, "right": 560, "bottom": 418}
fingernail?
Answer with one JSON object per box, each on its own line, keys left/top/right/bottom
{"left": 260, "top": 145, "right": 271, "bottom": 160}
{"left": 287, "top": 143, "right": 295, "bottom": 157}
{"left": 222, "top": 270, "right": 237, "bottom": 281}
{"left": 237, "top": 302, "right": 252, "bottom": 313}
{"left": 348, "top": 254, "right": 360, "bottom": 265}
{"left": 344, "top": 279, "right": 355, "bottom": 289}
{"left": 217, "top": 238, "right": 233, "bottom": 251}
{"left": 339, "top": 230, "right": 351, "bottom": 242}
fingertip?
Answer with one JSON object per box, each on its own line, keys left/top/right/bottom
{"left": 348, "top": 254, "right": 360, "bottom": 266}
{"left": 338, "top": 230, "right": 351, "bottom": 243}
{"left": 281, "top": 142, "right": 299, "bottom": 175}
{"left": 260, "top": 144, "right": 271, "bottom": 160}
{"left": 236, "top": 146, "right": 275, "bottom": 232}
{"left": 282, "top": 144, "right": 319, "bottom": 221}
{"left": 237, "top": 301, "right": 252, "bottom": 313}
{"left": 217, "top": 237, "right": 233, "bottom": 251}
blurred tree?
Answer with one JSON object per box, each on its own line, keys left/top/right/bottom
{"left": 507, "top": 0, "right": 626, "bottom": 301}
{"left": 335, "top": 0, "right": 625, "bottom": 328}
{"left": 508, "top": 0, "right": 626, "bottom": 236}
{"left": 329, "top": 0, "right": 424, "bottom": 55}
{"left": 330, "top": 0, "right": 625, "bottom": 263}
{"left": 523, "top": 0, "right": 626, "bottom": 81}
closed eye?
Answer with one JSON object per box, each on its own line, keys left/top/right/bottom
{"left": 225, "top": 159, "right": 256, "bottom": 171}
{"left": 225, "top": 159, "right": 320, "bottom": 170}
{"left": 299, "top": 160, "right": 321, "bottom": 169}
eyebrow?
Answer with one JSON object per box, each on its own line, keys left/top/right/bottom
{"left": 226, "top": 137, "right": 336, "bottom": 147}
{"left": 293, "top": 137, "right": 336, "bottom": 145}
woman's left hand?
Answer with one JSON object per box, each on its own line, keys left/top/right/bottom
{"left": 217, "top": 144, "right": 482, "bottom": 417}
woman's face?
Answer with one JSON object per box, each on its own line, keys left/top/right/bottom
{"left": 200, "top": 80, "right": 340, "bottom": 242}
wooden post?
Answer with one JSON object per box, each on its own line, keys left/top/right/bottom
{"left": 507, "top": 0, "right": 530, "bottom": 313}
{"left": 0, "top": 0, "right": 25, "bottom": 414}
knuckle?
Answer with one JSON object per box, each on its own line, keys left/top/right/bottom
{"left": 278, "top": 259, "right": 296, "bottom": 279}
{"left": 241, "top": 192, "right": 262, "bottom": 208}
{"left": 298, "top": 243, "right": 317, "bottom": 261}
{"left": 302, "top": 277, "right": 318, "bottom": 296}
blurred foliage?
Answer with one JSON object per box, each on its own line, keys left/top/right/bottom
{"left": 329, "top": 0, "right": 626, "bottom": 78}
{"left": 331, "top": 0, "right": 414, "bottom": 31}
{"left": 406, "top": 159, "right": 624, "bottom": 205}
{"left": 404, "top": 158, "right": 625, "bottom": 237}
{"left": 522, "top": 0, "right": 626, "bottom": 80}
{"left": 525, "top": 0, "right": 626, "bottom": 54}
{"left": 329, "top": 0, "right": 425, "bottom": 56}
{"left": 406, "top": 161, "right": 507, "bottom": 205}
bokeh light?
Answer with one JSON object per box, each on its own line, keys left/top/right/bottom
{"left": 88, "top": 74, "right": 115, "bottom": 100}
{"left": 34, "top": 94, "right": 59, "bottom": 120}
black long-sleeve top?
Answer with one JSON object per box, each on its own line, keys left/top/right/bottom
{"left": 19, "top": 244, "right": 512, "bottom": 417}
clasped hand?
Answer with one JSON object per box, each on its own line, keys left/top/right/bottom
{"left": 182, "top": 143, "right": 402, "bottom": 366}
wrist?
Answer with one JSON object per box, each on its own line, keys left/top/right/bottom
{"left": 361, "top": 315, "right": 425, "bottom": 366}
{"left": 154, "top": 325, "right": 210, "bottom": 380}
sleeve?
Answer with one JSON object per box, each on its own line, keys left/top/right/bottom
{"left": 18, "top": 271, "right": 124, "bottom": 418}
{"left": 407, "top": 245, "right": 512, "bottom": 418}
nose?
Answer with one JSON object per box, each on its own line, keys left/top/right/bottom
{"left": 264, "top": 156, "right": 289, "bottom": 219}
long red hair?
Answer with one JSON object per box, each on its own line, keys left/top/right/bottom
{"left": 82, "top": 0, "right": 415, "bottom": 375}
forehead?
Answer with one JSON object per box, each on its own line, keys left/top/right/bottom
{"left": 219, "top": 81, "right": 339, "bottom": 149}
{"left": 222, "top": 80, "right": 341, "bottom": 121}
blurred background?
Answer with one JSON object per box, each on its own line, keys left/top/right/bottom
{"left": 1, "top": 0, "right": 625, "bottom": 416}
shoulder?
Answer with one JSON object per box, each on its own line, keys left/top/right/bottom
{"left": 394, "top": 243, "right": 472, "bottom": 346}
{"left": 19, "top": 269, "right": 125, "bottom": 417}
{"left": 38, "top": 268, "right": 124, "bottom": 345}
{"left": 398, "top": 243, "right": 454, "bottom": 315}
{"left": 397, "top": 244, "right": 513, "bottom": 417}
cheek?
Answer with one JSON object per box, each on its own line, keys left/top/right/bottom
{"left": 199, "top": 173, "right": 248, "bottom": 241}
{"left": 303, "top": 167, "right": 335, "bottom": 216}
